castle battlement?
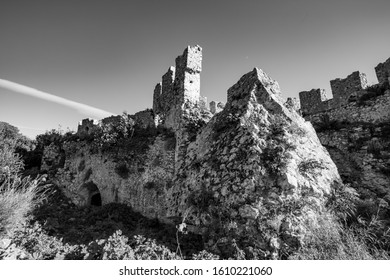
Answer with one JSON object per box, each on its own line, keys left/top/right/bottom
{"left": 298, "top": 57, "right": 390, "bottom": 116}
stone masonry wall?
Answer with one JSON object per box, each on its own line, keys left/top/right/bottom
{"left": 132, "top": 109, "right": 155, "bottom": 129}
{"left": 330, "top": 71, "right": 367, "bottom": 105}
{"left": 173, "top": 45, "right": 202, "bottom": 106}
{"left": 77, "top": 118, "right": 99, "bottom": 135}
{"left": 305, "top": 90, "right": 390, "bottom": 124}
{"left": 299, "top": 89, "right": 327, "bottom": 115}
{"left": 299, "top": 70, "right": 369, "bottom": 116}
{"left": 375, "top": 57, "right": 390, "bottom": 84}
{"left": 298, "top": 57, "right": 390, "bottom": 203}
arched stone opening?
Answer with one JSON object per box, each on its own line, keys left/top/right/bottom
{"left": 79, "top": 181, "right": 102, "bottom": 206}
{"left": 90, "top": 192, "right": 102, "bottom": 206}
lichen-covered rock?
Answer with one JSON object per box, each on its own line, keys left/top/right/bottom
{"left": 167, "top": 68, "right": 342, "bottom": 258}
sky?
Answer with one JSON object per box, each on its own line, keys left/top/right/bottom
{"left": 1, "top": 0, "right": 389, "bottom": 139}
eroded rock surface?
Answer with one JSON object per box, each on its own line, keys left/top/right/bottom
{"left": 167, "top": 68, "right": 342, "bottom": 258}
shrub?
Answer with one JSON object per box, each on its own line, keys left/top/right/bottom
{"left": 289, "top": 213, "right": 375, "bottom": 260}
{"left": 358, "top": 80, "right": 390, "bottom": 105}
{"left": 367, "top": 139, "right": 385, "bottom": 158}
{"left": 315, "top": 114, "right": 343, "bottom": 132}
{"left": 260, "top": 115, "right": 295, "bottom": 176}
{"left": 0, "top": 177, "right": 47, "bottom": 236}
{"left": 298, "top": 159, "right": 325, "bottom": 177}
{"left": 0, "top": 142, "right": 48, "bottom": 237}
{"left": 115, "top": 163, "right": 130, "bottom": 179}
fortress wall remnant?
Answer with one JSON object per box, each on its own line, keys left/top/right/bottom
{"left": 330, "top": 71, "right": 367, "bottom": 105}
{"left": 77, "top": 118, "right": 98, "bottom": 135}
{"left": 305, "top": 90, "right": 390, "bottom": 124}
{"left": 152, "top": 67, "right": 176, "bottom": 117}
{"left": 299, "top": 70, "right": 370, "bottom": 116}
{"left": 174, "top": 45, "right": 202, "bottom": 106}
{"left": 209, "top": 101, "right": 225, "bottom": 114}
{"left": 152, "top": 83, "right": 162, "bottom": 114}
{"left": 375, "top": 57, "right": 390, "bottom": 84}
{"left": 133, "top": 109, "right": 155, "bottom": 129}
{"left": 160, "top": 66, "right": 176, "bottom": 112}
{"left": 101, "top": 115, "right": 122, "bottom": 127}
{"left": 152, "top": 45, "right": 203, "bottom": 130}
{"left": 299, "top": 89, "right": 327, "bottom": 115}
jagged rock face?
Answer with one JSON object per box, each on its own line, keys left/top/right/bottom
{"left": 168, "top": 68, "right": 342, "bottom": 258}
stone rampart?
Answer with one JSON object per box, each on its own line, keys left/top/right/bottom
{"left": 298, "top": 63, "right": 387, "bottom": 116}
{"left": 375, "top": 57, "right": 390, "bottom": 84}
{"left": 304, "top": 90, "right": 390, "bottom": 124}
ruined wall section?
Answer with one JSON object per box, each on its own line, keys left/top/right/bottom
{"left": 299, "top": 71, "right": 368, "bottom": 116}
{"left": 330, "top": 71, "right": 367, "bottom": 104}
{"left": 131, "top": 109, "right": 155, "bottom": 129}
{"left": 375, "top": 57, "right": 390, "bottom": 84}
{"left": 77, "top": 118, "right": 99, "bottom": 136}
{"left": 174, "top": 45, "right": 202, "bottom": 106}
{"left": 299, "top": 89, "right": 327, "bottom": 115}
{"left": 298, "top": 57, "right": 390, "bottom": 203}
{"left": 209, "top": 101, "right": 225, "bottom": 114}
{"left": 305, "top": 91, "right": 390, "bottom": 124}
{"left": 152, "top": 46, "right": 204, "bottom": 130}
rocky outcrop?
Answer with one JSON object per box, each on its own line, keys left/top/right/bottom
{"left": 167, "top": 68, "right": 342, "bottom": 258}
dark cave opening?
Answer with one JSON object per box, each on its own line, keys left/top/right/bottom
{"left": 90, "top": 192, "right": 102, "bottom": 206}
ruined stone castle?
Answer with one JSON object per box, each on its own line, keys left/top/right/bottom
{"left": 298, "top": 57, "right": 390, "bottom": 202}
{"left": 41, "top": 46, "right": 390, "bottom": 258}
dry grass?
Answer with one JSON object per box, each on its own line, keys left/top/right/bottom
{"left": 0, "top": 176, "right": 47, "bottom": 236}
{"left": 289, "top": 212, "right": 389, "bottom": 260}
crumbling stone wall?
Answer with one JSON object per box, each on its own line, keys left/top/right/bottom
{"left": 299, "top": 70, "right": 369, "bottom": 115}
{"left": 305, "top": 90, "right": 390, "bottom": 124}
{"left": 209, "top": 101, "right": 225, "bottom": 114}
{"left": 317, "top": 125, "right": 390, "bottom": 201}
{"left": 174, "top": 45, "right": 202, "bottom": 106}
{"left": 299, "top": 57, "right": 390, "bottom": 203}
{"left": 375, "top": 57, "right": 390, "bottom": 84}
{"left": 299, "top": 89, "right": 327, "bottom": 115}
{"left": 153, "top": 66, "right": 176, "bottom": 116}
{"left": 77, "top": 118, "right": 98, "bottom": 135}
{"left": 330, "top": 71, "right": 367, "bottom": 105}
{"left": 132, "top": 109, "right": 155, "bottom": 129}
{"left": 54, "top": 135, "right": 175, "bottom": 219}
{"left": 152, "top": 46, "right": 205, "bottom": 130}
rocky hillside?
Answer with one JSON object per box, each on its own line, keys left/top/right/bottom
{"left": 3, "top": 46, "right": 389, "bottom": 260}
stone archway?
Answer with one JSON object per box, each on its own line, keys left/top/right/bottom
{"left": 79, "top": 181, "right": 102, "bottom": 206}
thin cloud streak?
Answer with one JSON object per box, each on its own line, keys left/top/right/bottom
{"left": 0, "top": 79, "right": 116, "bottom": 119}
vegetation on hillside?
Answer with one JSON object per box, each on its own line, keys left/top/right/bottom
{"left": 0, "top": 120, "right": 389, "bottom": 259}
